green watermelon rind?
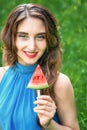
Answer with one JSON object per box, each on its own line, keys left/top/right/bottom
{"left": 27, "top": 83, "right": 49, "bottom": 90}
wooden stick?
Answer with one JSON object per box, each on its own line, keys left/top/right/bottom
{"left": 37, "top": 90, "right": 40, "bottom": 97}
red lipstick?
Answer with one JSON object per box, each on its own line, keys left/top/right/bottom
{"left": 24, "top": 52, "right": 37, "bottom": 58}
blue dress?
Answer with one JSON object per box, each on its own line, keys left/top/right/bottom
{"left": 0, "top": 62, "right": 60, "bottom": 130}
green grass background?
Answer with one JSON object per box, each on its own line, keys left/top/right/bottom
{"left": 0, "top": 0, "right": 87, "bottom": 129}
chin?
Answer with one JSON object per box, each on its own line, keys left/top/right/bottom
{"left": 24, "top": 61, "right": 37, "bottom": 65}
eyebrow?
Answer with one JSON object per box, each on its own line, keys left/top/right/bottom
{"left": 17, "top": 32, "right": 28, "bottom": 35}
{"left": 17, "top": 32, "right": 46, "bottom": 35}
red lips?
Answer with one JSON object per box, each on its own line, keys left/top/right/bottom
{"left": 24, "top": 51, "right": 37, "bottom": 58}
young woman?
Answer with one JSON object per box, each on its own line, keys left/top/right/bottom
{"left": 0, "top": 3, "right": 80, "bottom": 130}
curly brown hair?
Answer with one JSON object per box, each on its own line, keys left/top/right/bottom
{"left": 1, "top": 3, "right": 62, "bottom": 99}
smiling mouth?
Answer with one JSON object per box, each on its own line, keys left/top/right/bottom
{"left": 24, "top": 51, "right": 38, "bottom": 58}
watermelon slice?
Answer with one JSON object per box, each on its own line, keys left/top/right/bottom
{"left": 27, "top": 64, "right": 49, "bottom": 90}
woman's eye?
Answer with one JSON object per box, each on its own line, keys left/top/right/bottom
{"left": 36, "top": 34, "right": 46, "bottom": 40}
{"left": 18, "top": 34, "right": 28, "bottom": 40}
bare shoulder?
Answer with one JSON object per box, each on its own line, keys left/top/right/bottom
{"left": 54, "top": 73, "right": 80, "bottom": 130}
{"left": 55, "top": 72, "right": 73, "bottom": 89}
{"left": 54, "top": 72, "right": 74, "bottom": 99}
{"left": 0, "top": 66, "right": 9, "bottom": 82}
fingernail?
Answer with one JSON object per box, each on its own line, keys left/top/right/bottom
{"left": 33, "top": 101, "right": 36, "bottom": 104}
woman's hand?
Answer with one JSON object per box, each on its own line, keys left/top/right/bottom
{"left": 34, "top": 95, "right": 56, "bottom": 128}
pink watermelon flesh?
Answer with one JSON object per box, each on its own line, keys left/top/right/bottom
{"left": 27, "top": 64, "right": 49, "bottom": 90}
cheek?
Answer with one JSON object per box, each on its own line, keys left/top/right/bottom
{"left": 38, "top": 42, "right": 47, "bottom": 51}
{"left": 15, "top": 39, "right": 19, "bottom": 49}
{"left": 15, "top": 40, "right": 23, "bottom": 50}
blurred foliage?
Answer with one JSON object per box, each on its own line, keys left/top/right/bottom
{"left": 0, "top": 0, "right": 87, "bottom": 129}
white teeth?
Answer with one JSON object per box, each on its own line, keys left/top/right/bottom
{"left": 26, "top": 52, "right": 36, "bottom": 55}
{"left": 24, "top": 51, "right": 37, "bottom": 55}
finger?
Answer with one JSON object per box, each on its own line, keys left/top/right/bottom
{"left": 34, "top": 99, "right": 56, "bottom": 110}
{"left": 34, "top": 95, "right": 55, "bottom": 106}
{"left": 37, "top": 95, "right": 53, "bottom": 103}
{"left": 34, "top": 103, "right": 56, "bottom": 115}
{"left": 34, "top": 99, "right": 52, "bottom": 106}
{"left": 34, "top": 105, "right": 52, "bottom": 112}
{"left": 34, "top": 108, "right": 56, "bottom": 119}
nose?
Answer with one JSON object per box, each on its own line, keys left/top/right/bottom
{"left": 27, "top": 37, "right": 36, "bottom": 51}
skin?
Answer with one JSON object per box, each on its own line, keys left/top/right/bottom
{"left": 0, "top": 17, "right": 80, "bottom": 130}
{"left": 34, "top": 73, "right": 80, "bottom": 130}
{"left": 15, "top": 18, "right": 47, "bottom": 65}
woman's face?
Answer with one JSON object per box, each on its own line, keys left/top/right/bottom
{"left": 15, "top": 17, "right": 47, "bottom": 65}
